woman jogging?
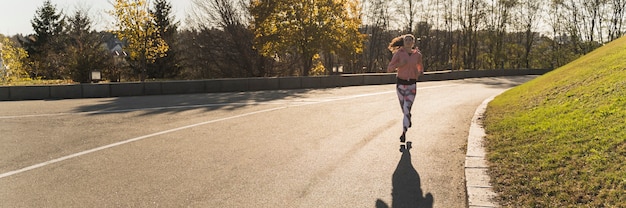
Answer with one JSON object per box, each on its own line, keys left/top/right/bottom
{"left": 387, "top": 34, "right": 424, "bottom": 143}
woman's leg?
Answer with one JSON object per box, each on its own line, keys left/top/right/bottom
{"left": 396, "top": 83, "right": 417, "bottom": 142}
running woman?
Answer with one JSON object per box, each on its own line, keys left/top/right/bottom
{"left": 386, "top": 34, "right": 424, "bottom": 143}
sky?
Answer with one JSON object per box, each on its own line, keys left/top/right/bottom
{"left": 0, "top": 0, "right": 193, "bottom": 36}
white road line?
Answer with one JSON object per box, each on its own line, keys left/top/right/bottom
{"left": 0, "top": 84, "right": 457, "bottom": 119}
{"left": 0, "top": 83, "right": 459, "bottom": 179}
{"left": 0, "top": 106, "right": 287, "bottom": 179}
{"left": 0, "top": 102, "right": 275, "bottom": 119}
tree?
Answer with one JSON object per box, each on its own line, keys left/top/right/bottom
{"left": 323, "top": 0, "right": 365, "bottom": 74}
{"left": 608, "top": 0, "right": 626, "bottom": 41}
{"left": 482, "top": 0, "right": 516, "bottom": 69}
{"left": 250, "top": 0, "right": 365, "bottom": 76}
{"left": 458, "top": 0, "right": 487, "bottom": 70}
{"left": 65, "top": 9, "right": 112, "bottom": 83}
{"left": 1, "top": 36, "right": 30, "bottom": 83}
{"left": 441, "top": 0, "right": 459, "bottom": 70}
{"left": 398, "top": 0, "right": 420, "bottom": 33}
{"left": 30, "top": 0, "right": 65, "bottom": 51}
{"left": 189, "top": 0, "right": 273, "bottom": 78}
{"left": 581, "top": 0, "right": 606, "bottom": 43}
{"left": 511, "top": 0, "right": 542, "bottom": 69}
{"left": 27, "top": 0, "right": 67, "bottom": 79}
{"left": 109, "top": 0, "right": 169, "bottom": 81}
{"left": 177, "top": 29, "right": 217, "bottom": 79}
{"left": 361, "top": 0, "right": 392, "bottom": 73}
{"left": 149, "top": 0, "right": 181, "bottom": 79}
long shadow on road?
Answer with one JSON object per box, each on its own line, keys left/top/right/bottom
{"left": 462, "top": 75, "right": 539, "bottom": 89}
{"left": 376, "top": 145, "right": 434, "bottom": 208}
{"left": 72, "top": 76, "right": 538, "bottom": 117}
{"left": 73, "top": 89, "right": 314, "bottom": 116}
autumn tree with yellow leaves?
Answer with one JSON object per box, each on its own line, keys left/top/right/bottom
{"left": 250, "top": 0, "right": 365, "bottom": 76}
{"left": 0, "top": 36, "right": 30, "bottom": 83}
{"left": 109, "top": 0, "right": 169, "bottom": 81}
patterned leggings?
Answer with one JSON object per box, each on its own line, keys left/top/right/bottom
{"left": 396, "top": 84, "right": 417, "bottom": 133}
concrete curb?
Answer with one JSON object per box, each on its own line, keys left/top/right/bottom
{"left": 465, "top": 95, "right": 499, "bottom": 208}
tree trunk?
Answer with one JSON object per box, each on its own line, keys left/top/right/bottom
{"left": 302, "top": 55, "right": 313, "bottom": 76}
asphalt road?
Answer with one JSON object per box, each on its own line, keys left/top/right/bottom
{"left": 0, "top": 76, "right": 536, "bottom": 207}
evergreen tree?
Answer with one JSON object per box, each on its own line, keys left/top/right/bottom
{"left": 65, "top": 10, "right": 112, "bottom": 83}
{"left": 30, "top": 0, "right": 65, "bottom": 51}
{"left": 149, "top": 0, "right": 181, "bottom": 79}
{"left": 28, "top": 0, "right": 67, "bottom": 79}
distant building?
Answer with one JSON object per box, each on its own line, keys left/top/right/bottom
{"left": 101, "top": 32, "right": 128, "bottom": 57}
{"left": 99, "top": 32, "right": 129, "bottom": 82}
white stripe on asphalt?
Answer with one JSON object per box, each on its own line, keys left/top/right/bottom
{"left": 0, "top": 106, "right": 287, "bottom": 179}
{"left": 0, "top": 84, "right": 457, "bottom": 119}
{"left": 0, "top": 102, "right": 273, "bottom": 119}
{"left": 0, "top": 84, "right": 458, "bottom": 179}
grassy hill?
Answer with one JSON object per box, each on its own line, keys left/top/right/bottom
{"left": 483, "top": 36, "right": 626, "bottom": 207}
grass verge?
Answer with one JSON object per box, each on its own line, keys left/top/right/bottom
{"left": 483, "top": 36, "right": 626, "bottom": 207}
{"left": 0, "top": 78, "right": 76, "bottom": 86}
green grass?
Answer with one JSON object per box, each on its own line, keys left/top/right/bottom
{"left": 484, "top": 36, "right": 626, "bottom": 207}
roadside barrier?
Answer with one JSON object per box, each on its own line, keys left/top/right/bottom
{"left": 0, "top": 69, "right": 551, "bottom": 101}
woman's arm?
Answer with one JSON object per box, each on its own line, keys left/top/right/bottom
{"left": 417, "top": 53, "right": 424, "bottom": 76}
{"left": 387, "top": 53, "right": 406, "bottom": 72}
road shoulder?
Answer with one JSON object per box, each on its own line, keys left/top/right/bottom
{"left": 465, "top": 95, "right": 499, "bottom": 207}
